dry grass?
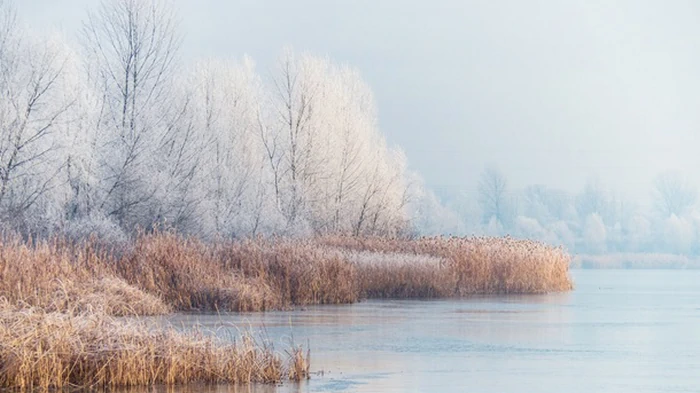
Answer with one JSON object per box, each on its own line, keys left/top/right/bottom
{"left": 0, "top": 232, "right": 569, "bottom": 390}
{"left": 320, "top": 236, "right": 574, "bottom": 295}
{"left": 113, "top": 234, "right": 357, "bottom": 312}
{"left": 0, "top": 237, "right": 169, "bottom": 316}
{"left": 337, "top": 249, "right": 454, "bottom": 298}
{"left": 113, "top": 234, "right": 281, "bottom": 312}
{"left": 1, "top": 232, "right": 573, "bottom": 314}
{"left": 0, "top": 301, "right": 308, "bottom": 391}
{"left": 73, "top": 277, "right": 171, "bottom": 316}
{"left": 217, "top": 239, "right": 358, "bottom": 307}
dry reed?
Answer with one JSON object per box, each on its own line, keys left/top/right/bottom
{"left": 338, "top": 249, "right": 454, "bottom": 298}
{"left": 112, "top": 234, "right": 281, "bottom": 312}
{"left": 0, "top": 236, "right": 168, "bottom": 316}
{"left": 0, "top": 231, "right": 570, "bottom": 390}
{"left": 217, "top": 239, "right": 358, "bottom": 307}
{"left": 320, "top": 235, "right": 574, "bottom": 295}
{"left": 1, "top": 232, "right": 573, "bottom": 314}
{"left": 0, "top": 301, "right": 308, "bottom": 391}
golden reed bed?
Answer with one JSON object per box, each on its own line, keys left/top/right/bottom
{"left": 0, "top": 233, "right": 571, "bottom": 314}
{"left": 0, "top": 301, "right": 308, "bottom": 391}
{"left": 320, "top": 235, "right": 573, "bottom": 296}
{"left": 0, "top": 232, "right": 571, "bottom": 390}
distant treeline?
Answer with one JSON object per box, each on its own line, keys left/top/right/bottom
{"left": 420, "top": 167, "right": 700, "bottom": 256}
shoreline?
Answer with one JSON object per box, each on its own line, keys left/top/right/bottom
{"left": 0, "top": 233, "right": 572, "bottom": 390}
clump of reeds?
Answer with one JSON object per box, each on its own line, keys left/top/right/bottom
{"left": 338, "top": 249, "right": 455, "bottom": 298}
{"left": 320, "top": 235, "right": 573, "bottom": 295}
{"left": 112, "top": 233, "right": 282, "bottom": 312}
{"left": 218, "top": 239, "right": 358, "bottom": 307}
{"left": 0, "top": 236, "right": 169, "bottom": 316}
{"left": 0, "top": 231, "right": 570, "bottom": 390}
{"left": 70, "top": 277, "right": 171, "bottom": 316}
{"left": 113, "top": 233, "right": 358, "bottom": 311}
{"left": 0, "top": 301, "right": 308, "bottom": 391}
{"left": 1, "top": 231, "right": 572, "bottom": 315}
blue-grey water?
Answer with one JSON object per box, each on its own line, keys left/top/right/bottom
{"left": 162, "top": 270, "right": 700, "bottom": 393}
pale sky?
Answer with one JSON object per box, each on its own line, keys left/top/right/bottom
{"left": 16, "top": 0, "right": 700, "bottom": 203}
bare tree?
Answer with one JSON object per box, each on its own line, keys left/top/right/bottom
{"left": 268, "top": 50, "right": 323, "bottom": 230}
{"left": 576, "top": 179, "right": 610, "bottom": 222}
{"left": 327, "top": 67, "right": 378, "bottom": 233}
{"left": 81, "top": 0, "right": 181, "bottom": 229}
{"left": 152, "top": 84, "right": 204, "bottom": 233}
{"left": 264, "top": 50, "right": 410, "bottom": 236}
{"left": 190, "top": 58, "right": 270, "bottom": 237}
{"left": 521, "top": 184, "right": 572, "bottom": 224}
{"left": 0, "top": 0, "right": 73, "bottom": 231}
{"left": 477, "top": 167, "right": 509, "bottom": 225}
{"left": 652, "top": 170, "right": 696, "bottom": 217}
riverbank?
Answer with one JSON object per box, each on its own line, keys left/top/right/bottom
{"left": 0, "top": 232, "right": 572, "bottom": 390}
{"left": 0, "top": 233, "right": 573, "bottom": 313}
{"left": 0, "top": 302, "right": 308, "bottom": 390}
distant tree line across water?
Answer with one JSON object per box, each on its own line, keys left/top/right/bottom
{"left": 420, "top": 167, "right": 700, "bottom": 256}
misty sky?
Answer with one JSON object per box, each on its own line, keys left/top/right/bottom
{"left": 16, "top": 0, "right": 700, "bottom": 203}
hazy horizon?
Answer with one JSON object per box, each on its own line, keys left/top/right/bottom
{"left": 16, "top": 0, "right": 700, "bottom": 205}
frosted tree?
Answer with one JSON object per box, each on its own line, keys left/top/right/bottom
{"left": 623, "top": 214, "right": 651, "bottom": 252}
{"left": 61, "top": 60, "right": 100, "bottom": 225}
{"left": 663, "top": 214, "right": 694, "bottom": 254}
{"left": 550, "top": 221, "right": 576, "bottom": 250}
{"left": 0, "top": 1, "right": 75, "bottom": 233}
{"left": 190, "top": 58, "right": 279, "bottom": 237}
{"left": 409, "top": 192, "right": 464, "bottom": 236}
{"left": 477, "top": 167, "right": 511, "bottom": 227}
{"left": 576, "top": 179, "right": 610, "bottom": 223}
{"left": 265, "top": 50, "right": 409, "bottom": 235}
{"left": 81, "top": 0, "right": 182, "bottom": 230}
{"left": 320, "top": 66, "right": 377, "bottom": 233}
{"left": 265, "top": 50, "right": 319, "bottom": 231}
{"left": 2, "top": 2, "right": 415, "bottom": 239}
{"left": 521, "top": 185, "right": 572, "bottom": 224}
{"left": 513, "top": 216, "right": 553, "bottom": 243}
{"left": 371, "top": 149, "right": 411, "bottom": 235}
{"left": 265, "top": 50, "right": 359, "bottom": 233}
{"left": 652, "top": 170, "right": 696, "bottom": 218}
{"left": 583, "top": 213, "right": 607, "bottom": 253}
{"left": 148, "top": 75, "right": 206, "bottom": 233}
{"left": 310, "top": 62, "right": 408, "bottom": 235}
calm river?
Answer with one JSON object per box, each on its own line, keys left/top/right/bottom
{"left": 156, "top": 269, "right": 700, "bottom": 393}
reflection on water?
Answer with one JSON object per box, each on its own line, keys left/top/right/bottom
{"left": 141, "top": 270, "right": 700, "bottom": 393}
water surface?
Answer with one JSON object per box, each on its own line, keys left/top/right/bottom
{"left": 163, "top": 270, "right": 700, "bottom": 393}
